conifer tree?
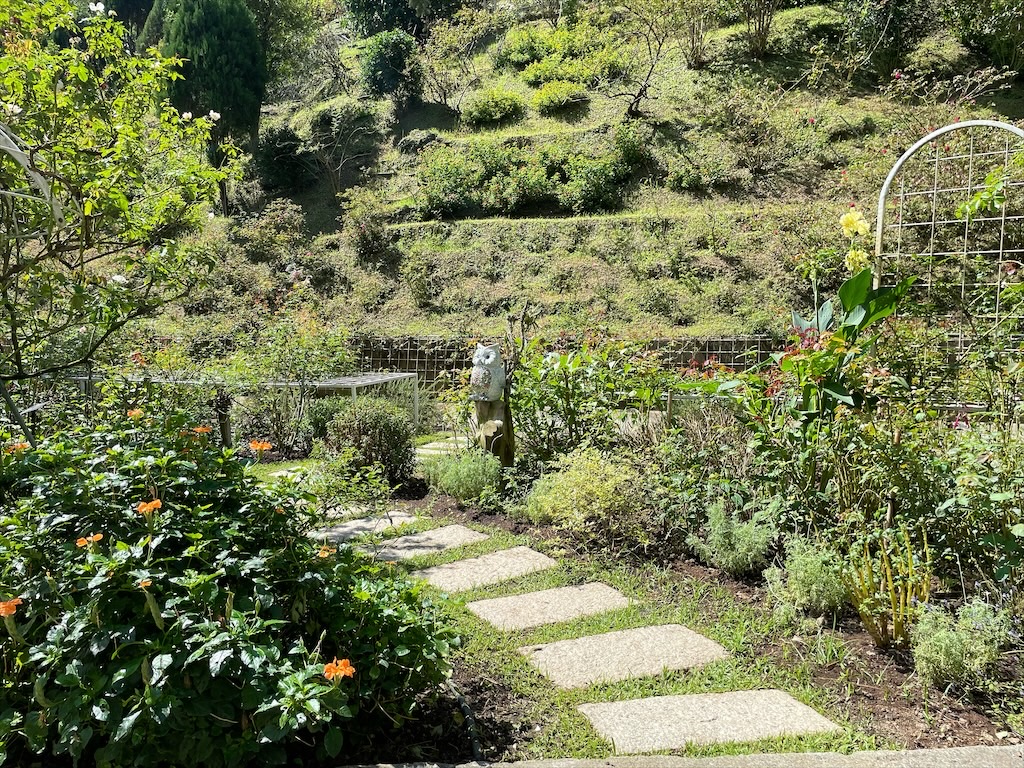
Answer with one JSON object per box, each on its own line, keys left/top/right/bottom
{"left": 164, "top": 0, "right": 266, "bottom": 153}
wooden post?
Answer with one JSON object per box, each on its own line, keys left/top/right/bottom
{"left": 214, "top": 388, "right": 233, "bottom": 448}
{"left": 474, "top": 388, "right": 514, "bottom": 468}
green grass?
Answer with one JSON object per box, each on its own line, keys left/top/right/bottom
{"left": 361, "top": 508, "right": 890, "bottom": 759}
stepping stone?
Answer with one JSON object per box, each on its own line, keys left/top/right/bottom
{"left": 372, "top": 524, "right": 489, "bottom": 560}
{"left": 468, "top": 583, "right": 629, "bottom": 630}
{"left": 519, "top": 624, "right": 729, "bottom": 688}
{"left": 414, "top": 546, "right": 558, "bottom": 592}
{"left": 578, "top": 690, "right": 841, "bottom": 753}
{"left": 310, "top": 511, "right": 417, "bottom": 543}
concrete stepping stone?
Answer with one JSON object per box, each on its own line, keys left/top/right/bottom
{"left": 520, "top": 624, "right": 729, "bottom": 688}
{"left": 578, "top": 690, "right": 841, "bottom": 753}
{"left": 372, "top": 524, "right": 489, "bottom": 560}
{"left": 414, "top": 546, "right": 558, "bottom": 592}
{"left": 468, "top": 583, "right": 629, "bottom": 630}
{"left": 310, "top": 511, "right": 417, "bottom": 543}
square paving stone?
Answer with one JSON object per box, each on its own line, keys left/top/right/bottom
{"left": 577, "top": 690, "right": 841, "bottom": 753}
{"left": 414, "top": 546, "right": 558, "bottom": 592}
{"left": 467, "top": 583, "right": 629, "bottom": 630}
{"left": 309, "top": 511, "right": 417, "bottom": 543}
{"left": 372, "top": 524, "right": 489, "bottom": 560}
{"left": 520, "top": 624, "right": 729, "bottom": 688}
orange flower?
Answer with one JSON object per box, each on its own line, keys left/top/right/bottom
{"left": 193, "top": 425, "right": 213, "bottom": 434}
{"left": 4, "top": 442, "right": 29, "bottom": 454}
{"left": 248, "top": 439, "right": 272, "bottom": 453}
{"left": 318, "top": 544, "right": 335, "bottom": 558}
{"left": 0, "top": 598, "right": 22, "bottom": 617}
{"left": 139, "top": 579, "right": 152, "bottom": 589}
{"left": 137, "top": 499, "right": 162, "bottom": 515}
{"left": 127, "top": 408, "right": 143, "bottom": 419}
{"left": 76, "top": 533, "right": 103, "bottom": 548}
{"left": 323, "top": 658, "right": 355, "bottom": 681}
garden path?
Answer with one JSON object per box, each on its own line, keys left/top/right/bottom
{"left": 322, "top": 508, "right": 847, "bottom": 754}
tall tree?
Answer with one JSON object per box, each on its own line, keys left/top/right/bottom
{"left": 0, "top": 0, "right": 224, "bottom": 442}
{"left": 164, "top": 0, "right": 267, "bottom": 154}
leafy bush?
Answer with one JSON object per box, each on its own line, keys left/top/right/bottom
{"left": 0, "top": 415, "right": 455, "bottom": 766}
{"left": 460, "top": 88, "right": 527, "bottom": 125}
{"left": 495, "top": 25, "right": 552, "bottom": 68}
{"left": 913, "top": 599, "right": 1011, "bottom": 690}
{"left": 941, "top": 0, "right": 1024, "bottom": 72}
{"left": 341, "top": 187, "right": 397, "bottom": 268}
{"left": 423, "top": 450, "right": 502, "bottom": 504}
{"left": 687, "top": 495, "right": 777, "bottom": 576}
{"left": 306, "top": 444, "right": 392, "bottom": 513}
{"left": 511, "top": 340, "right": 670, "bottom": 464}
{"left": 532, "top": 80, "right": 589, "bottom": 114}
{"left": 765, "top": 538, "right": 849, "bottom": 621}
{"left": 255, "top": 124, "right": 317, "bottom": 192}
{"left": 839, "top": 0, "right": 935, "bottom": 77}
{"left": 524, "top": 448, "right": 653, "bottom": 555}
{"left": 300, "top": 397, "right": 354, "bottom": 444}
{"left": 361, "top": 29, "right": 423, "bottom": 106}
{"left": 326, "top": 397, "right": 415, "bottom": 486}
{"left": 417, "top": 130, "right": 641, "bottom": 218}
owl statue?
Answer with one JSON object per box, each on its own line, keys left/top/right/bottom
{"left": 469, "top": 343, "right": 505, "bottom": 402}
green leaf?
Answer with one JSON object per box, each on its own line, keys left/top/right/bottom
{"left": 112, "top": 711, "right": 140, "bottom": 742}
{"left": 822, "top": 379, "right": 854, "bottom": 406}
{"left": 838, "top": 268, "right": 872, "bottom": 313}
{"left": 324, "top": 728, "right": 343, "bottom": 757}
{"left": 1011, "top": 523, "right": 1024, "bottom": 538}
{"left": 209, "top": 649, "right": 233, "bottom": 676}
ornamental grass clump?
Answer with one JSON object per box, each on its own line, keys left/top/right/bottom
{"left": 0, "top": 413, "right": 456, "bottom": 767}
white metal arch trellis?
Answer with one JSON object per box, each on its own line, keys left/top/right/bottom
{"left": 872, "top": 120, "right": 1024, "bottom": 406}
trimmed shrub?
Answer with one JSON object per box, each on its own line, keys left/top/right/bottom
{"left": 361, "top": 29, "right": 423, "bottom": 106}
{"left": 912, "top": 599, "right": 1011, "bottom": 690}
{"left": 524, "top": 448, "right": 653, "bottom": 555}
{"left": 460, "top": 88, "right": 527, "bottom": 125}
{"left": 424, "top": 450, "right": 502, "bottom": 504}
{"left": 532, "top": 80, "right": 589, "bottom": 114}
{"left": 0, "top": 415, "right": 455, "bottom": 767}
{"left": 326, "top": 397, "right": 415, "bottom": 486}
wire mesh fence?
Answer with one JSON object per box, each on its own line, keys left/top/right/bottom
{"left": 350, "top": 334, "right": 781, "bottom": 384}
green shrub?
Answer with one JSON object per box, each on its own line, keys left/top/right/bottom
{"left": 0, "top": 415, "right": 455, "bottom": 767}
{"left": 941, "top": 0, "right": 1024, "bottom": 72}
{"left": 765, "top": 538, "right": 849, "bottom": 621}
{"left": 341, "top": 187, "right": 396, "bottom": 268}
{"left": 532, "top": 80, "right": 589, "bottom": 114}
{"left": 524, "top": 448, "right": 653, "bottom": 555}
{"left": 494, "top": 25, "right": 552, "bottom": 68}
{"left": 460, "top": 88, "right": 527, "bottom": 125}
{"left": 306, "top": 444, "right": 392, "bottom": 512}
{"left": 912, "top": 599, "right": 1011, "bottom": 691}
{"left": 361, "top": 29, "right": 423, "bottom": 106}
{"left": 687, "top": 496, "right": 777, "bottom": 576}
{"left": 424, "top": 450, "right": 502, "bottom": 504}
{"left": 255, "top": 123, "right": 317, "bottom": 192}
{"left": 556, "top": 153, "right": 624, "bottom": 213}
{"left": 327, "top": 397, "right": 415, "bottom": 486}
{"left": 301, "top": 397, "right": 353, "bottom": 444}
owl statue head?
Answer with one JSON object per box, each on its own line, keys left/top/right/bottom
{"left": 472, "top": 343, "right": 500, "bottom": 367}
